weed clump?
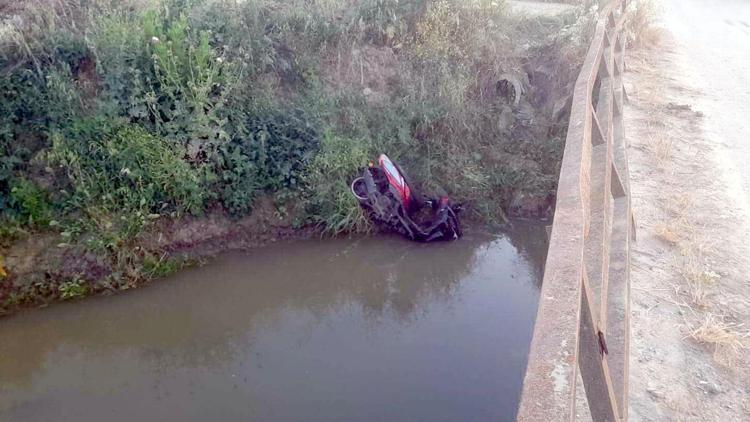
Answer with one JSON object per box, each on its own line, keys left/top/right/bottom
{"left": 689, "top": 313, "right": 747, "bottom": 365}
{"left": 219, "top": 109, "right": 320, "bottom": 215}
{"left": 58, "top": 278, "right": 88, "bottom": 300}
{"left": 625, "top": 0, "right": 660, "bottom": 48}
{"left": 305, "top": 132, "right": 371, "bottom": 235}
{"left": 47, "top": 120, "right": 205, "bottom": 247}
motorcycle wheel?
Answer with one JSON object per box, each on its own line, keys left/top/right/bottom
{"left": 350, "top": 177, "right": 368, "bottom": 201}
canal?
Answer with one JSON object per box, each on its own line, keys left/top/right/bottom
{"left": 0, "top": 225, "right": 546, "bottom": 421}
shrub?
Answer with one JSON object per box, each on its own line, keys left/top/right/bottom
{"left": 88, "top": 12, "right": 153, "bottom": 119}
{"left": 142, "top": 8, "right": 234, "bottom": 151}
{"left": 305, "top": 132, "right": 371, "bottom": 234}
{"left": 188, "top": 0, "right": 276, "bottom": 77}
{"left": 217, "top": 141, "right": 261, "bottom": 216}
{"left": 0, "top": 64, "right": 79, "bottom": 211}
{"left": 87, "top": 3, "right": 236, "bottom": 154}
{"left": 625, "top": 0, "right": 659, "bottom": 47}
{"left": 59, "top": 278, "right": 88, "bottom": 300}
{"left": 143, "top": 253, "right": 183, "bottom": 278}
{"left": 348, "top": 0, "right": 430, "bottom": 45}
{"left": 48, "top": 119, "right": 205, "bottom": 246}
{"left": 9, "top": 178, "right": 54, "bottom": 227}
{"left": 219, "top": 108, "right": 320, "bottom": 215}
{"left": 0, "top": 21, "right": 91, "bottom": 220}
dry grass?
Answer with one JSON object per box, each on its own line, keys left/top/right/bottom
{"left": 689, "top": 313, "right": 747, "bottom": 365}
{"left": 666, "top": 192, "right": 693, "bottom": 217}
{"left": 655, "top": 220, "right": 680, "bottom": 244}
{"left": 678, "top": 253, "right": 719, "bottom": 308}
{"left": 646, "top": 132, "right": 673, "bottom": 167}
{"left": 627, "top": 0, "right": 663, "bottom": 49}
{"left": 649, "top": 164, "right": 746, "bottom": 364}
{"left": 655, "top": 193, "right": 694, "bottom": 245}
{"left": 655, "top": 192, "right": 720, "bottom": 308}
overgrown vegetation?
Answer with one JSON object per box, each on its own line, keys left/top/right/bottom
{"left": 48, "top": 119, "right": 206, "bottom": 249}
{"left": 0, "top": 0, "right": 597, "bottom": 309}
{"left": 625, "top": 0, "right": 659, "bottom": 47}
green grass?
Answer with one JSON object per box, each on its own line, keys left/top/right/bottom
{"left": 143, "top": 253, "right": 185, "bottom": 278}
{"left": 59, "top": 278, "right": 88, "bottom": 300}
{"left": 47, "top": 119, "right": 206, "bottom": 249}
{"left": 305, "top": 132, "right": 372, "bottom": 235}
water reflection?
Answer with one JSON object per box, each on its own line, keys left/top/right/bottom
{"left": 0, "top": 225, "right": 546, "bottom": 422}
{"left": 503, "top": 222, "right": 549, "bottom": 286}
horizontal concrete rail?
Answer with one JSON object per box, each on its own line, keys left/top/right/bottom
{"left": 517, "top": 1, "right": 633, "bottom": 421}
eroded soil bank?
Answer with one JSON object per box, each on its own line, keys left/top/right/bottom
{"left": 0, "top": 199, "right": 315, "bottom": 316}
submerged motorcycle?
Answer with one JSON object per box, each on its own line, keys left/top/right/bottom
{"left": 350, "top": 154, "right": 462, "bottom": 242}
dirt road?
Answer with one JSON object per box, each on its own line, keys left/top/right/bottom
{"left": 663, "top": 0, "right": 750, "bottom": 210}
{"left": 626, "top": 0, "right": 750, "bottom": 420}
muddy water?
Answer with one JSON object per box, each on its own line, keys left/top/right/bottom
{"left": 0, "top": 225, "right": 547, "bottom": 422}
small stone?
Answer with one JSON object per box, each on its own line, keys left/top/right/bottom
{"left": 647, "top": 387, "right": 664, "bottom": 400}
{"left": 707, "top": 383, "right": 722, "bottom": 395}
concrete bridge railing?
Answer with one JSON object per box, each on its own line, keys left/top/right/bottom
{"left": 517, "top": 1, "right": 633, "bottom": 421}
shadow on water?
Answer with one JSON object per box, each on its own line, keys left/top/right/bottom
{"left": 0, "top": 223, "right": 548, "bottom": 422}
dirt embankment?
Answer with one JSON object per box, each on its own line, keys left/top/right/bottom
{"left": 625, "top": 3, "right": 750, "bottom": 420}
{"left": 0, "top": 199, "right": 313, "bottom": 316}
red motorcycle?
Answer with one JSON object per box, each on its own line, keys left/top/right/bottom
{"left": 350, "top": 154, "right": 462, "bottom": 242}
